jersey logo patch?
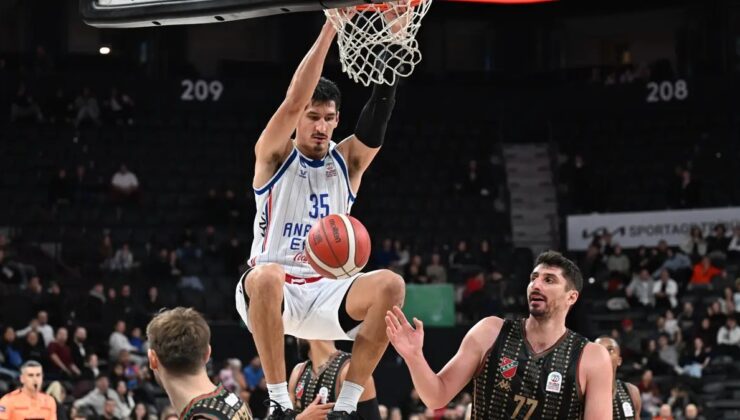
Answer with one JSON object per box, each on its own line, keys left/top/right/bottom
{"left": 296, "top": 382, "right": 304, "bottom": 399}
{"left": 325, "top": 162, "right": 337, "bottom": 178}
{"left": 224, "top": 393, "right": 239, "bottom": 407}
{"left": 299, "top": 169, "right": 307, "bottom": 179}
{"left": 545, "top": 371, "right": 562, "bottom": 393}
{"left": 622, "top": 401, "right": 634, "bottom": 417}
{"left": 499, "top": 357, "right": 519, "bottom": 379}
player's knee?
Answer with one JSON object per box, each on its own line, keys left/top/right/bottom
{"left": 375, "top": 270, "right": 405, "bottom": 306}
{"left": 245, "top": 263, "right": 285, "bottom": 299}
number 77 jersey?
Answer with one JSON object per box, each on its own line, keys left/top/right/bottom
{"left": 248, "top": 142, "right": 356, "bottom": 279}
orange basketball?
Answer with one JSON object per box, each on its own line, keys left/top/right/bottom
{"left": 305, "top": 214, "right": 371, "bottom": 279}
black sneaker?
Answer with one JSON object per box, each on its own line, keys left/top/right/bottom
{"left": 327, "top": 411, "right": 359, "bottom": 419}
{"left": 264, "top": 399, "right": 298, "bottom": 419}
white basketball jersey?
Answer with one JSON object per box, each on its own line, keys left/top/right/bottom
{"left": 249, "top": 141, "right": 356, "bottom": 278}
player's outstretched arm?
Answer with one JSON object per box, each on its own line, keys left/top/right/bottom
{"left": 386, "top": 306, "right": 500, "bottom": 409}
{"left": 336, "top": 78, "right": 399, "bottom": 190}
{"left": 254, "top": 21, "right": 336, "bottom": 172}
{"left": 582, "top": 343, "right": 614, "bottom": 420}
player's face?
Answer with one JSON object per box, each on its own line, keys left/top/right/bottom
{"left": 296, "top": 101, "right": 339, "bottom": 157}
{"left": 596, "top": 337, "right": 622, "bottom": 372}
{"left": 20, "top": 366, "right": 43, "bottom": 393}
{"left": 527, "top": 264, "right": 578, "bottom": 319}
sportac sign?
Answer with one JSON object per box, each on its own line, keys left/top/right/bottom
{"left": 567, "top": 207, "right": 740, "bottom": 251}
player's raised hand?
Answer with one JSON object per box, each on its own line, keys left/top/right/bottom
{"left": 296, "top": 394, "right": 334, "bottom": 420}
{"left": 385, "top": 305, "right": 424, "bottom": 360}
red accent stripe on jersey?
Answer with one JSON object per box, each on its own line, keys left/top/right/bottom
{"left": 261, "top": 189, "right": 273, "bottom": 252}
{"left": 285, "top": 273, "right": 322, "bottom": 284}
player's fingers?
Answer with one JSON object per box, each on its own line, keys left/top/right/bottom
{"left": 413, "top": 317, "right": 424, "bottom": 332}
{"left": 386, "top": 311, "right": 402, "bottom": 330}
{"left": 386, "top": 326, "right": 397, "bottom": 342}
{"left": 392, "top": 306, "right": 410, "bottom": 326}
{"left": 385, "top": 316, "right": 397, "bottom": 334}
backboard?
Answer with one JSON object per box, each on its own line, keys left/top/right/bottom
{"left": 81, "top": 0, "right": 369, "bottom": 28}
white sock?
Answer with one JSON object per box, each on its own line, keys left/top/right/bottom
{"left": 333, "top": 381, "right": 364, "bottom": 413}
{"left": 267, "top": 382, "right": 293, "bottom": 412}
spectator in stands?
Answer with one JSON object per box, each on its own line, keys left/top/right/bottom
{"left": 108, "top": 321, "right": 139, "bottom": 363}
{"left": 579, "top": 243, "right": 606, "bottom": 282}
{"left": 689, "top": 256, "right": 721, "bottom": 288}
{"left": 73, "top": 375, "right": 119, "bottom": 416}
{"left": 728, "top": 225, "right": 740, "bottom": 263}
{"left": 391, "top": 239, "right": 410, "bottom": 274}
{"left": 652, "top": 248, "right": 692, "bottom": 279}
{"left": 672, "top": 169, "right": 700, "bottom": 209}
{"left": 110, "top": 243, "right": 135, "bottom": 272}
{"left": 425, "top": 253, "right": 447, "bottom": 284}
{"left": 129, "top": 328, "right": 145, "bottom": 353}
{"left": 475, "top": 239, "right": 497, "bottom": 271}
{"left": 682, "top": 403, "right": 705, "bottom": 420}
{"left": 657, "top": 334, "right": 679, "bottom": 370}
{"left": 679, "top": 337, "right": 710, "bottom": 379}
{"left": 648, "top": 240, "right": 671, "bottom": 273}
{"left": 47, "top": 327, "right": 80, "bottom": 379}
{"left": 681, "top": 226, "right": 707, "bottom": 263}
{"left": 48, "top": 168, "right": 73, "bottom": 206}
{"left": 641, "top": 339, "right": 673, "bottom": 375}
{"left": 449, "top": 240, "right": 475, "bottom": 271}
{"left": 716, "top": 315, "right": 740, "bottom": 357}
{"left": 16, "top": 311, "right": 54, "bottom": 347}
{"left": 594, "top": 232, "right": 615, "bottom": 256}
{"left": 654, "top": 269, "right": 679, "bottom": 311}
{"left": 132, "top": 403, "right": 155, "bottom": 420}
{"left": 243, "top": 356, "right": 263, "bottom": 391}
{"left": 72, "top": 164, "right": 98, "bottom": 205}
{"left": 114, "top": 380, "right": 135, "bottom": 418}
{"left": 664, "top": 310, "right": 681, "bottom": 342}
{"left": 607, "top": 243, "right": 631, "bottom": 279}
{"left": 374, "top": 238, "right": 398, "bottom": 269}
{"left": 706, "top": 224, "right": 730, "bottom": 260}
{"left": 110, "top": 165, "right": 139, "bottom": 204}
{"left": 81, "top": 283, "right": 106, "bottom": 324}
{"left": 45, "top": 381, "right": 68, "bottom": 420}
{"left": 167, "top": 251, "right": 182, "bottom": 280}
{"left": 10, "top": 83, "right": 44, "bottom": 123}
{"left": 103, "top": 87, "right": 135, "bottom": 126}
{"left": 405, "top": 259, "right": 427, "bottom": 284}
{"left": 20, "top": 331, "right": 47, "bottom": 368}
{"left": 71, "top": 327, "right": 88, "bottom": 371}
{"left": 637, "top": 370, "right": 662, "bottom": 417}
{"left": 73, "top": 87, "right": 101, "bottom": 127}
{"left": 620, "top": 319, "right": 642, "bottom": 362}
{"left": 45, "top": 281, "right": 67, "bottom": 327}
{"left": 627, "top": 268, "right": 655, "bottom": 307}
{"left": 24, "top": 276, "right": 46, "bottom": 315}
{"left": 653, "top": 403, "right": 675, "bottom": 420}
{"left": 81, "top": 353, "right": 100, "bottom": 381}
{"left": 1, "top": 327, "right": 23, "bottom": 374}
{"left": 719, "top": 287, "right": 735, "bottom": 314}
{"left": 678, "top": 302, "right": 698, "bottom": 337}
{"left": 142, "top": 287, "right": 162, "bottom": 318}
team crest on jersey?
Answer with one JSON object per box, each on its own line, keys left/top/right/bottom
{"left": 299, "top": 169, "right": 308, "bottom": 179}
{"left": 499, "top": 357, "right": 519, "bottom": 379}
{"left": 325, "top": 162, "right": 337, "bottom": 178}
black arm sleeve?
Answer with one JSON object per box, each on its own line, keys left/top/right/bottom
{"left": 354, "top": 81, "right": 398, "bottom": 148}
{"left": 356, "top": 398, "right": 381, "bottom": 420}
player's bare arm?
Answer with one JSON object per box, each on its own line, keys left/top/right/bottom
{"left": 254, "top": 21, "right": 336, "bottom": 187}
{"left": 580, "top": 343, "right": 614, "bottom": 420}
{"left": 386, "top": 307, "right": 502, "bottom": 409}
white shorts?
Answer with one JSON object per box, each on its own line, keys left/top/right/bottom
{"left": 235, "top": 270, "right": 365, "bottom": 341}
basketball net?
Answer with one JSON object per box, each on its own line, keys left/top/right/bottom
{"left": 325, "top": 0, "right": 432, "bottom": 86}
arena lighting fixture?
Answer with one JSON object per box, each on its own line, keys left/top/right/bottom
{"left": 99, "top": 46, "right": 111, "bottom": 55}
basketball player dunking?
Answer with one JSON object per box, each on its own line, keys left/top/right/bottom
{"left": 595, "top": 337, "right": 641, "bottom": 420}
{"left": 385, "top": 251, "right": 614, "bottom": 420}
{"left": 234, "top": 17, "right": 404, "bottom": 420}
{"left": 288, "top": 340, "right": 381, "bottom": 420}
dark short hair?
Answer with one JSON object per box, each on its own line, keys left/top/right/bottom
{"left": 312, "top": 77, "right": 341, "bottom": 110}
{"left": 534, "top": 250, "right": 583, "bottom": 292}
{"left": 146, "top": 307, "right": 210, "bottom": 376}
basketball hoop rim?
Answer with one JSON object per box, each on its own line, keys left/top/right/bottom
{"left": 352, "top": 0, "right": 425, "bottom": 13}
